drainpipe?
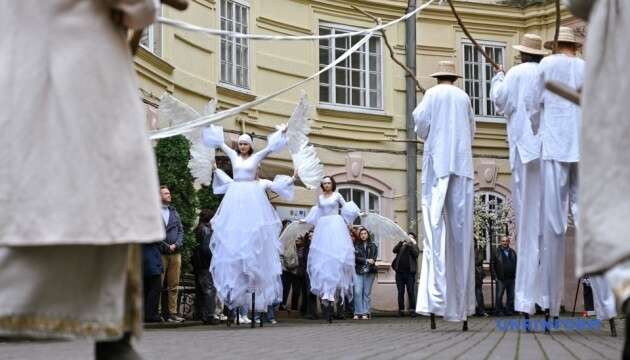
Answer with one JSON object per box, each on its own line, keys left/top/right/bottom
{"left": 405, "top": 0, "right": 418, "bottom": 233}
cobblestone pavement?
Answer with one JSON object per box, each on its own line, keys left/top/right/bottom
{"left": 1, "top": 316, "right": 624, "bottom": 360}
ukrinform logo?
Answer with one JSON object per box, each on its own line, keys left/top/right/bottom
{"left": 496, "top": 318, "right": 602, "bottom": 332}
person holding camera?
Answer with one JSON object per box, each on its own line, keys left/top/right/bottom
{"left": 392, "top": 232, "right": 420, "bottom": 317}
{"left": 353, "top": 227, "right": 378, "bottom": 320}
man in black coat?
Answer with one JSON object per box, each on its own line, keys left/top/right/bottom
{"left": 492, "top": 236, "right": 517, "bottom": 316}
{"left": 392, "top": 232, "right": 420, "bottom": 317}
{"left": 192, "top": 209, "right": 219, "bottom": 325}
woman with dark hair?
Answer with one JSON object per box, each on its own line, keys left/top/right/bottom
{"left": 353, "top": 227, "right": 378, "bottom": 319}
{"left": 201, "top": 125, "right": 288, "bottom": 317}
{"left": 301, "top": 176, "right": 360, "bottom": 322}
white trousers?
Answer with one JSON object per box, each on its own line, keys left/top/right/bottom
{"left": 416, "top": 171, "right": 475, "bottom": 322}
{"left": 538, "top": 160, "right": 578, "bottom": 317}
{"left": 512, "top": 150, "right": 542, "bottom": 315}
{"left": 588, "top": 276, "right": 617, "bottom": 321}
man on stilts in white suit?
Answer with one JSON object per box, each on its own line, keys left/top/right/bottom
{"left": 414, "top": 61, "right": 476, "bottom": 331}
{"left": 490, "top": 34, "right": 548, "bottom": 327}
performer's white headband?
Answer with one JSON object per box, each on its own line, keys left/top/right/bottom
{"left": 238, "top": 134, "right": 253, "bottom": 146}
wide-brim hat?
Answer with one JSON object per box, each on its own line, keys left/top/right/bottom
{"left": 544, "top": 26, "right": 582, "bottom": 49}
{"left": 512, "top": 33, "right": 549, "bottom": 56}
{"left": 430, "top": 60, "right": 461, "bottom": 78}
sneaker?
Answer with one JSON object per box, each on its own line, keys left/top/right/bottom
{"left": 270, "top": 319, "right": 277, "bottom": 325}
{"left": 361, "top": 315, "right": 369, "bottom": 320}
{"left": 353, "top": 315, "right": 359, "bottom": 320}
{"left": 166, "top": 317, "right": 182, "bottom": 323}
{"left": 239, "top": 315, "right": 251, "bottom": 324}
{"left": 217, "top": 314, "right": 228, "bottom": 321}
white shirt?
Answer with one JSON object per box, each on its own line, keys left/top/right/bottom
{"left": 413, "top": 84, "right": 475, "bottom": 182}
{"left": 161, "top": 206, "right": 170, "bottom": 225}
{"left": 490, "top": 62, "right": 543, "bottom": 169}
{"left": 539, "top": 54, "right": 584, "bottom": 162}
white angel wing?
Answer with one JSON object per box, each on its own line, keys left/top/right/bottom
{"left": 202, "top": 98, "right": 218, "bottom": 117}
{"left": 188, "top": 142, "right": 216, "bottom": 187}
{"left": 360, "top": 213, "right": 414, "bottom": 248}
{"left": 157, "top": 93, "right": 200, "bottom": 130}
{"left": 286, "top": 92, "right": 324, "bottom": 189}
{"left": 279, "top": 221, "right": 313, "bottom": 249}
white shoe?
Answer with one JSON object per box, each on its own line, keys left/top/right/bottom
{"left": 239, "top": 315, "right": 251, "bottom": 324}
{"left": 270, "top": 319, "right": 277, "bottom": 325}
{"left": 217, "top": 314, "right": 227, "bottom": 321}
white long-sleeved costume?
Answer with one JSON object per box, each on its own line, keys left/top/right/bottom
{"left": 305, "top": 192, "right": 359, "bottom": 302}
{"left": 203, "top": 127, "right": 288, "bottom": 311}
{"left": 538, "top": 54, "right": 584, "bottom": 317}
{"left": 490, "top": 63, "right": 543, "bottom": 315}
{"left": 414, "top": 84, "right": 476, "bottom": 322}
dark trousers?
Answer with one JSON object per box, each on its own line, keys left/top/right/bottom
{"left": 144, "top": 275, "right": 162, "bottom": 322}
{"left": 495, "top": 278, "right": 515, "bottom": 315}
{"left": 281, "top": 271, "right": 295, "bottom": 307}
{"left": 291, "top": 275, "right": 305, "bottom": 311}
{"left": 303, "top": 275, "right": 318, "bottom": 317}
{"left": 475, "top": 281, "right": 485, "bottom": 315}
{"left": 395, "top": 272, "right": 416, "bottom": 312}
{"left": 194, "top": 270, "right": 217, "bottom": 322}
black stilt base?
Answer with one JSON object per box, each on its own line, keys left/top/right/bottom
{"left": 251, "top": 293, "right": 256, "bottom": 329}
{"left": 462, "top": 320, "right": 468, "bottom": 332}
{"left": 544, "top": 309, "right": 550, "bottom": 334}
{"left": 430, "top": 313, "right": 436, "bottom": 330}
{"left": 610, "top": 319, "right": 617, "bottom": 337}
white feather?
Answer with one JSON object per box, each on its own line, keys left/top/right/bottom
{"left": 360, "top": 213, "right": 420, "bottom": 250}
{"left": 157, "top": 93, "right": 217, "bottom": 187}
{"left": 286, "top": 92, "right": 324, "bottom": 189}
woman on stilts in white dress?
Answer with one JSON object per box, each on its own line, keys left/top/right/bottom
{"left": 301, "top": 176, "right": 360, "bottom": 323}
{"left": 202, "top": 125, "right": 289, "bottom": 325}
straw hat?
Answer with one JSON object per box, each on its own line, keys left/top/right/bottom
{"left": 544, "top": 26, "right": 582, "bottom": 49}
{"left": 430, "top": 60, "right": 461, "bottom": 78}
{"left": 512, "top": 33, "right": 549, "bottom": 56}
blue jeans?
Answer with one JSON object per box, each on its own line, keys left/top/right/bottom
{"left": 353, "top": 272, "right": 375, "bottom": 315}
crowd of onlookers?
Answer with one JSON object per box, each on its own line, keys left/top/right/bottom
{"left": 142, "top": 186, "right": 519, "bottom": 325}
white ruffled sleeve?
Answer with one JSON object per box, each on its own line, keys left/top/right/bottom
{"left": 304, "top": 205, "right": 321, "bottom": 226}
{"left": 266, "top": 129, "right": 288, "bottom": 153}
{"left": 202, "top": 125, "right": 225, "bottom": 148}
{"left": 341, "top": 201, "right": 360, "bottom": 225}
{"left": 212, "top": 169, "right": 234, "bottom": 195}
{"left": 270, "top": 175, "right": 295, "bottom": 201}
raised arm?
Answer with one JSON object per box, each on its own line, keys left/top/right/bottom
{"left": 490, "top": 70, "right": 509, "bottom": 115}
{"left": 251, "top": 128, "right": 288, "bottom": 165}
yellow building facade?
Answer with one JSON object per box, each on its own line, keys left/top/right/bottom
{"left": 135, "top": 0, "right": 581, "bottom": 312}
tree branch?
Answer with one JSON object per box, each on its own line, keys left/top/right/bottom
{"left": 350, "top": 5, "right": 425, "bottom": 94}
{"left": 553, "top": 0, "right": 561, "bottom": 53}
{"left": 446, "top": 0, "right": 500, "bottom": 71}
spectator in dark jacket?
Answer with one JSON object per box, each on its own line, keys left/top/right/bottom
{"left": 353, "top": 227, "right": 378, "bottom": 320}
{"left": 392, "top": 232, "right": 420, "bottom": 317}
{"left": 475, "top": 245, "right": 488, "bottom": 317}
{"left": 159, "top": 186, "right": 185, "bottom": 322}
{"left": 192, "top": 209, "right": 219, "bottom": 325}
{"left": 492, "top": 236, "right": 517, "bottom": 316}
{"left": 143, "top": 242, "right": 163, "bottom": 323}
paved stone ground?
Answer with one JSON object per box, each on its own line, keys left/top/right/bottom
{"left": 1, "top": 316, "right": 624, "bottom": 360}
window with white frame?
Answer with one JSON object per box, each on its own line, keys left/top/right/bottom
{"left": 140, "top": 9, "right": 162, "bottom": 56}
{"left": 475, "top": 191, "right": 506, "bottom": 263}
{"left": 463, "top": 42, "right": 504, "bottom": 117}
{"left": 319, "top": 24, "right": 382, "bottom": 109}
{"left": 220, "top": 0, "right": 249, "bottom": 88}
{"left": 339, "top": 185, "right": 383, "bottom": 259}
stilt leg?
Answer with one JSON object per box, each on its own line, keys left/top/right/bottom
{"left": 544, "top": 309, "right": 550, "bottom": 334}
{"left": 236, "top": 307, "right": 240, "bottom": 325}
{"left": 523, "top": 313, "right": 531, "bottom": 333}
{"left": 610, "top": 319, "right": 617, "bottom": 337}
{"left": 225, "top": 306, "right": 232, "bottom": 328}
{"left": 430, "top": 313, "right": 436, "bottom": 330}
{"left": 328, "top": 302, "right": 333, "bottom": 324}
{"left": 462, "top": 320, "right": 468, "bottom": 331}
{"left": 251, "top": 293, "right": 256, "bottom": 329}
{"left": 260, "top": 311, "right": 264, "bottom": 328}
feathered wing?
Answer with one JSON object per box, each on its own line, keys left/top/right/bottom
{"left": 361, "top": 213, "right": 415, "bottom": 248}
{"left": 279, "top": 222, "right": 313, "bottom": 250}
{"left": 157, "top": 93, "right": 217, "bottom": 187}
{"left": 286, "top": 92, "right": 324, "bottom": 189}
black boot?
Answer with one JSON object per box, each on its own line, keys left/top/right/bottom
{"left": 95, "top": 332, "right": 141, "bottom": 360}
{"left": 544, "top": 309, "right": 550, "bottom": 334}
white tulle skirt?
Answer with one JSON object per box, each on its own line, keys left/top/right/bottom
{"left": 210, "top": 181, "right": 283, "bottom": 311}
{"left": 307, "top": 214, "right": 355, "bottom": 302}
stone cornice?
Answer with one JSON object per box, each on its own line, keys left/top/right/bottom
{"left": 134, "top": 47, "right": 175, "bottom": 75}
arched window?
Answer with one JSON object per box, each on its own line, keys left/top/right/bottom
{"left": 338, "top": 185, "right": 382, "bottom": 259}
{"left": 475, "top": 191, "right": 507, "bottom": 262}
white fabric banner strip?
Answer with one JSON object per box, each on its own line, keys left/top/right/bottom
{"left": 157, "top": 0, "right": 435, "bottom": 41}
{"left": 149, "top": 31, "right": 374, "bottom": 140}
